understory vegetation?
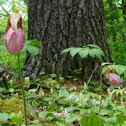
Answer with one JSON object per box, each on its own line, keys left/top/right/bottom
{"left": 0, "top": 0, "right": 126, "bottom": 126}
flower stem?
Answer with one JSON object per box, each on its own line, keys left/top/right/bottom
{"left": 17, "top": 54, "right": 27, "bottom": 126}
{"left": 99, "top": 64, "right": 103, "bottom": 115}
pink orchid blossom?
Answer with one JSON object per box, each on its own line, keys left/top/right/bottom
{"left": 5, "top": 13, "right": 25, "bottom": 55}
{"left": 107, "top": 73, "right": 121, "bottom": 87}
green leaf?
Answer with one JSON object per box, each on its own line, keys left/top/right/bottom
{"left": 27, "top": 45, "right": 39, "bottom": 56}
{"left": 111, "top": 65, "right": 126, "bottom": 75}
{"left": 74, "top": 68, "right": 83, "bottom": 74}
{"left": 39, "top": 112, "right": 59, "bottom": 121}
{"left": 105, "top": 117, "right": 117, "bottom": 125}
{"left": 98, "top": 49, "right": 105, "bottom": 57}
{"left": 116, "top": 65, "right": 126, "bottom": 75}
{"left": 87, "top": 44, "right": 100, "bottom": 49}
{"left": 0, "top": 113, "right": 9, "bottom": 122}
{"left": 69, "top": 48, "right": 82, "bottom": 57}
{"left": 102, "top": 67, "right": 107, "bottom": 74}
{"left": 117, "top": 66, "right": 126, "bottom": 75}
{"left": 66, "top": 106, "right": 80, "bottom": 112}
{"left": 61, "top": 47, "right": 75, "bottom": 55}
{"left": 30, "top": 39, "right": 40, "bottom": 46}
{"left": 88, "top": 49, "right": 96, "bottom": 58}
{"left": 0, "top": 45, "right": 7, "bottom": 51}
{"left": 25, "top": 41, "right": 31, "bottom": 45}
{"left": 79, "top": 114, "right": 104, "bottom": 126}
{"left": 101, "top": 62, "right": 114, "bottom": 67}
{"left": 100, "top": 109, "right": 113, "bottom": 116}
{"left": 10, "top": 117, "right": 23, "bottom": 125}
{"left": 79, "top": 49, "right": 88, "bottom": 59}
{"left": 59, "top": 88, "right": 69, "bottom": 97}
{"left": 58, "top": 77, "right": 65, "bottom": 82}
{"left": 65, "top": 114, "right": 76, "bottom": 123}
{"left": 21, "top": 45, "right": 28, "bottom": 52}
{"left": 56, "top": 121, "right": 65, "bottom": 126}
{"left": 30, "top": 120, "right": 40, "bottom": 124}
{"left": 106, "top": 104, "right": 113, "bottom": 110}
{"left": 91, "top": 49, "right": 102, "bottom": 59}
{"left": 38, "top": 111, "right": 47, "bottom": 118}
{"left": 9, "top": 113, "right": 19, "bottom": 118}
{"left": 116, "top": 115, "right": 124, "bottom": 125}
{"left": 43, "top": 97, "right": 54, "bottom": 102}
{"left": 46, "top": 113, "right": 56, "bottom": 121}
{"left": 87, "top": 99, "right": 94, "bottom": 107}
{"left": 25, "top": 39, "right": 40, "bottom": 46}
{"left": 69, "top": 86, "right": 76, "bottom": 91}
{"left": 50, "top": 74, "right": 57, "bottom": 78}
{"left": 124, "top": 71, "right": 126, "bottom": 78}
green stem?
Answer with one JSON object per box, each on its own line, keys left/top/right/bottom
{"left": 99, "top": 64, "right": 103, "bottom": 115}
{"left": 17, "top": 54, "right": 27, "bottom": 126}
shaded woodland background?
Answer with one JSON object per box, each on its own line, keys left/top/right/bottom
{"left": 0, "top": 0, "right": 126, "bottom": 80}
{"left": 0, "top": 0, "right": 126, "bottom": 126}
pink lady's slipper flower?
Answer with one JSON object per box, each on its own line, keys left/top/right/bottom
{"left": 4, "top": 13, "right": 25, "bottom": 55}
{"left": 107, "top": 73, "right": 121, "bottom": 87}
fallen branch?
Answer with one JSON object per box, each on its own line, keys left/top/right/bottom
{"left": 87, "top": 65, "right": 98, "bottom": 86}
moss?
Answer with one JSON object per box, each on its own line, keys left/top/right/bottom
{"left": 0, "top": 98, "right": 25, "bottom": 114}
{"left": 43, "top": 123, "right": 56, "bottom": 126}
{"left": 41, "top": 121, "right": 56, "bottom": 126}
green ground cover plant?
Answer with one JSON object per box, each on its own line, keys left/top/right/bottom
{"left": 0, "top": 0, "right": 126, "bottom": 126}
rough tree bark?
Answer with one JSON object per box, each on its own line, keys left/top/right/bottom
{"left": 23, "top": 0, "right": 111, "bottom": 80}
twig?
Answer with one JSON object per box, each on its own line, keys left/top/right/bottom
{"left": 26, "top": 96, "right": 42, "bottom": 101}
{"left": 87, "top": 65, "right": 98, "bottom": 86}
{"left": 1, "top": 6, "right": 9, "bottom": 15}
{"left": 0, "top": 93, "right": 5, "bottom": 99}
{"left": 35, "top": 84, "right": 40, "bottom": 93}
{"left": 0, "top": 64, "right": 18, "bottom": 78}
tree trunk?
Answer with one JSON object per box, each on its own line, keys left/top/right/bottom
{"left": 23, "top": 0, "right": 111, "bottom": 80}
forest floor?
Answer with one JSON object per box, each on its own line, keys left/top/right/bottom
{"left": 0, "top": 77, "right": 126, "bottom": 126}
